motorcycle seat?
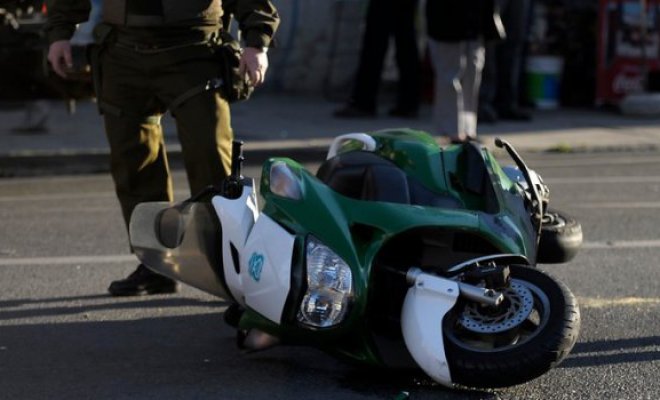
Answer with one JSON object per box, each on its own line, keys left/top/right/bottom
{"left": 317, "top": 151, "right": 462, "bottom": 209}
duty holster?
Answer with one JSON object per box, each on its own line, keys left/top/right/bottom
{"left": 212, "top": 30, "right": 253, "bottom": 103}
{"left": 88, "top": 23, "right": 115, "bottom": 114}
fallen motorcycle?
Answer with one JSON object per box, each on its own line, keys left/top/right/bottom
{"left": 129, "top": 129, "right": 582, "bottom": 388}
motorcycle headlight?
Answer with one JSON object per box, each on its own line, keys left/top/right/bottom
{"left": 297, "top": 236, "right": 353, "bottom": 328}
{"left": 269, "top": 161, "right": 302, "bottom": 200}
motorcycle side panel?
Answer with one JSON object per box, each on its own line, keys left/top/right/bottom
{"left": 401, "top": 273, "right": 459, "bottom": 387}
{"left": 211, "top": 183, "right": 260, "bottom": 305}
{"left": 241, "top": 215, "right": 295, "bottom": 324}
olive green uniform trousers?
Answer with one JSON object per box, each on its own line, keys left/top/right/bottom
{"left": 99, "top": 41, "right": 232, "bottom": 227}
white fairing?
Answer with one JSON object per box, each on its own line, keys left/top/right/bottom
{"left": 241, "top": 215, "right": 295, "bottom": 323}
{"left": 212, "top": 182, "right": 259, "bottom": 306}
{"left": 401, "top": 273, "right": 459, "bottom": 387}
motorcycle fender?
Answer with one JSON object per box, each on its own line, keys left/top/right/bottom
{"left": 240, "top": 215, "right": 295, "bottom": 324}
{"left": 211, "top": 182, "right": 259, "bottom": 305}
{"left": 401, "top": 273, "right": 459, "bottom": 387}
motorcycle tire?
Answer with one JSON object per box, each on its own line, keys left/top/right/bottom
{"left": 537, "top": 208, "right": 583, "bottom": 264}
{"left": 443, "top": 265, "right": 580, "bottom": 388}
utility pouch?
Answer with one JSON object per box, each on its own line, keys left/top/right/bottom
{"left": 213, "top": 30, "right": 253, "bottom": 103}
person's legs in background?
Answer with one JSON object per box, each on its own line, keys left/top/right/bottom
{"left": 461, "top": 40, "right": 485, "bottom": 138}
{"left": 495, "top": 0, "right": 532, "bottom": 120}
{"left": 334, "top": 0, "right": 392, "bottom": 117}
{"left": 390, "top": 0, "right": 421, "bottom": 118}
{"left": 479, "top": 42, "right": 499, "bottom": 123}
{"left": 11, "top": 100, "right": 51, "bottom": 134}
{"left": 428, "top": 40, "right": 464, "bottom": 142}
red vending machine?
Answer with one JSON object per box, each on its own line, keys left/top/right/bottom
{"left": 596, "top": 0, "right": 660, "bottom": 105}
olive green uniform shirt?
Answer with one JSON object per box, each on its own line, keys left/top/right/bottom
{"left": 45, "top": 0, "right": 279, "bottom": 48}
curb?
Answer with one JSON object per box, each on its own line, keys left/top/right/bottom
{"left": 0, "top": 142, "right": 332, "bottom": 178}
{"left": 1, "top": 138, "right": 659, "bottom": 178}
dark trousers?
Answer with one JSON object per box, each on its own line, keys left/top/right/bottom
{"left": 99, "top": 43, "right": 232, "bottom": 228}
{"left": 351, "top": 0, "right": 421, "bottom": 112}
{"left": 481, "top": 0, "right": 531, "bottom": 111}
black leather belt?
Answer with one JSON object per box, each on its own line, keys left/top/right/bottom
{"left": 125, "top": 14, "right": 165, "bottom": 26}
{"left": 115, "top": 35, "right": 210, "bottom": 53}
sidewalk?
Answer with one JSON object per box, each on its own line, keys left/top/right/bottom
{"left": 1, "top": 93, "right": 660, "bottom": 176}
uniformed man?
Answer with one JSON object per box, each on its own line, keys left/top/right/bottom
{"left": 45, "top": 0, "right": 279, "bottom": 296}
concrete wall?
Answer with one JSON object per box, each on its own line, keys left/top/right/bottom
{"left": 264, "top": 0, "right": 368, "bottom": 97}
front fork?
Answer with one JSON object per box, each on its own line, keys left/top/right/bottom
{"left": 401, "top": 269, "right": 502, "bottom": 387}
{"left": 399, "top": 254, "right": 521, "bottom": 387}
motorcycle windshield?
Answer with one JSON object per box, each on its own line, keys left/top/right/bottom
{"left": 129, "top": 201, "right": 230, "bottom": 298}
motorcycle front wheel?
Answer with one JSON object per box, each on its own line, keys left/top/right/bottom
{"left": 443, "top": 265, "right": 580, "bottom": 388}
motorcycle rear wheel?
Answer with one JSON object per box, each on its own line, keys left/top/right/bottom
{"left": 443, "top": 265, "right": 580, "bottom": 388}
{"left": 537, "top": 208, "right": 583, "bottom": 264}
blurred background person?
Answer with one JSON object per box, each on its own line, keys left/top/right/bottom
{"left": 9, "top": 0, "right": 103, "bottom": 134}
{"left": 480, "top": 0, "right": 533, "bottom": 122}
{"left": 426, "top": 0, "right": 505, "bottom": 143}
{"left": 333, "top": 0, "right": 421, "bottom": 119}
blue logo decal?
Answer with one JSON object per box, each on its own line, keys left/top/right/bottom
{"left": 248, "top": 252, "right": 264, "bottom": 282}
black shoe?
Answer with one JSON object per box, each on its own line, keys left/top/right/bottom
{"left": 223, "top": 303, "right": 245, "bottom": 328}
{"left": 497, "top": 107, "right": 532, "bottom": 121}
{"left": 108, "top": 264, "right": 178, "bottom": 296}
{"left": 388, "top": 107, "right": 418, "bottom": 119}
{"left": 333, "top": 103, "right": 376, "bottom": 118}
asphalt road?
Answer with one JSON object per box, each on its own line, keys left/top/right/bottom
{"left": 1, "top": 151, "right": 659, "bottom": 400}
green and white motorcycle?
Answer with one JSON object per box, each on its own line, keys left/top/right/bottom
{"left": 129, "top": 129, "right": 582, "bottom": 389}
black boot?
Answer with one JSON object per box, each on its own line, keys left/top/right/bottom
{"left": 108, "top": 264, "right": 178, "bottom": 296}
{"left": 223, "top": 303, "right": 245, "bottom": 328}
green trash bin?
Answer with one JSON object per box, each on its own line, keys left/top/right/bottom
{"left": 526, "top": 55, "right": 564, "bottom": 109}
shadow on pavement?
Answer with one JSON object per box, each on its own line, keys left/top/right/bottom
{"left": 561, "top": 336, "right": 660, "bottom": 368}
{"left": 0, "top": 294, "right": 228, "bottom": 320}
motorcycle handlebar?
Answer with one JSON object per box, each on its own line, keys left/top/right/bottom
{"left": 495, "top": 138, "right": 543, "bottom": 230}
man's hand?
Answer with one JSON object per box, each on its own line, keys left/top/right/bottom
{"left": 239, "top": 47, "right": 269, "bottom": 87}
{"left": 47, "top": 40, "right": 73, "bottom": 78}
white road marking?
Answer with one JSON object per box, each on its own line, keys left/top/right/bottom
{"left": 0, "top": 190, "right": 190, "bottom": 202}
{"left": 545, "top": 176, "right": 660, "bottom": 184}
{"left": 0, "top": 192, "right": 116, "bottom": 202}
{"left": 522, "top": 155, "right": 660, "bottom": 168}
{"left": 582, "top": 240, "right": 660, "bottom": 249}
{"left": 579, "top": 297, "right": 660, "bottom": 308}
{"left": 572, "top": 201, "right": 660, "bottom": 208}
{"left": 2, "top": 240, "right": 660, "bottom": 267}
{"left": 0, "top": 255, "right": 136, "bottom": 266}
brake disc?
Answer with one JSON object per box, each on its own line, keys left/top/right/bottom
{"left": 458, "top": 280, "right": 535, "bottom": 334}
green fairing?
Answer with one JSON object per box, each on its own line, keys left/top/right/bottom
{"left": 368, "top": 129, "right": 534, "bottom": 257}
{"left": 239, "top": 135, "right": 536, "bottom": 365}
{"left": 367, "top": 129, "right": 450, "bottom": 194}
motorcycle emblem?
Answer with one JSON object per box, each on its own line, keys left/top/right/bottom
{"left": 248, "top": 252, "right": 264, "bottom": 282}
